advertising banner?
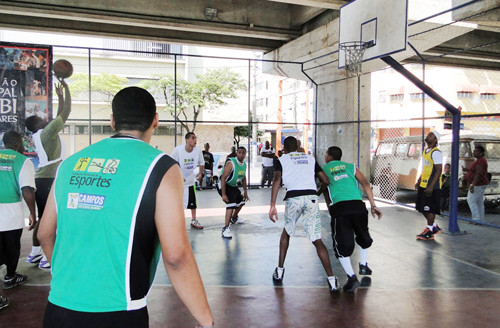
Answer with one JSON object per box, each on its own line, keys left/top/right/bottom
{"left": 0, "top": 42, "right": 52, "bottom": 152}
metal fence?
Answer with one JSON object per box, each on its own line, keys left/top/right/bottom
{"left": 6, "top": 0, "right": 499, "bottom": 228}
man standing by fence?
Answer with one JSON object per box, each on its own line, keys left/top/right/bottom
{"left": 260, "top": 141, "right": 275, "bottom": 188}
{"left": 415, "top": 131, "right": 443, "bottom": 240}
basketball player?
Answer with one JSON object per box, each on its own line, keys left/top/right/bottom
{"left": 24, "top": 81, "right": 71, "bottom": 270}
{"left": 269, "top": 136, "right": 340, "bottom": 292}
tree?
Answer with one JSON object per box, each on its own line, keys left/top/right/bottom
{"left": 233, "top": 124, "right": 263, "bottom": 148}
{"left": 68, "top": 73, "right": 128, "bottom": 102}
{"left": 141, "top": 67, "right": 246, "bottom": 132}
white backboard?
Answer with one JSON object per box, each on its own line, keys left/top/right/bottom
{"left": 339, "top": 0, "right": 408, "bottom": 68}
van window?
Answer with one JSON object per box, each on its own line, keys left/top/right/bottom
{"left": 377, "top": 143, "right": 394, "bottom": 155}
{"left": 459, "top": 142, "right": 471, "bottom": 157}
{"left": 395, "top": 143, "right": 408, "bottom": 157}
{"left": 408, "top": 143, "right": 421, "bottom": 157}
{"left": 480, "top": 143, "right": 500, "bottom": 159}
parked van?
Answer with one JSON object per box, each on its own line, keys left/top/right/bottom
{"left": 370, "top": 133, "right": 500, "bottom": 203}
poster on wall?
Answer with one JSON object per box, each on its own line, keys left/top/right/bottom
{"left": 0, "top": 42, "right": 52, "bottom": 153}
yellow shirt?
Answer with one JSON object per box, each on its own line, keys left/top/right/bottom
{"left": 419, "top": 147, "right": 442, "bottom": 189}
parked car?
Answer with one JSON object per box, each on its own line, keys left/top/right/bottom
{"left": 370, "top": 133, "right": 500, "bottom": 204}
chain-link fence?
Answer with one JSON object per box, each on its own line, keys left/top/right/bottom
{"left": 3, "top": 0, "right": 498, "bottom": 227}
{"left": 43, "top": 46, "right": 316, "bottom": 189}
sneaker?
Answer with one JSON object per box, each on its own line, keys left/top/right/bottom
{"left": 272, "top": 267, "right": 285, "bottom": 282}
{"left": 38, "top": 259, "right": 51, "bottom": 270}
{"left": 221, "top": 226, "right": 232, "bottom": 239}
{"left": 3, "top": 273, "right": 28, "bottom": 290}
{"left": 359, "top": 263, "right": 372, "bottom": 275}
{"left": 327, "top": 276, "right": 340, "bottom": 292}
{"left": 0, "top": 295, "right": 9, "bottom": 310}
{"left": 432, "top": 225, "right": 442, "bottom": 235}
{"left": 416, "top": 228, "right": 434, "bottom": 240}
{"left": 190, "top": 219, "right": 204, "bottom": 230}
{"left": 230, "top": 216, "right": 246, "bottom": 224}
{"left": 26, "top": 253, "right": 43, "bottom": 264}
{"left": 343, "top": 274, "right": 360, "bottom": 293}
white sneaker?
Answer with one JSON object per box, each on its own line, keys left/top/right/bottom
{"left": 230, "top": 216, "right": 246, "bottom": 224}
{"left": 221, "top": 226, "right": 232, "bottom": 239}
{"left": 328, "top": 276, "right": 340, "bottom": 292}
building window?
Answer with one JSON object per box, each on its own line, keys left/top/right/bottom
{"left": 480, "top": 93, "right": 496, "bottom": 100}
{"left": 390, "top": 94, "right": 403, "bottom": 102}
{"left": 457, "top": 91, "right": 473, "bottom": 99}
{"left": 154, "top": 126, "right": 178, "bottom": 136}
{"left": 76, "top": 125, "right": 89, "bottom": 135}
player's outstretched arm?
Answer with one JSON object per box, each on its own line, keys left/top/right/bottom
{"left": 355, "top": 168, "right": 382, "bottom": 220}
{"left": 56, "top": 80, "right": 72, "bottom": 122}
{"left": 155, "top": 165, "right": 213, "bottom": 327}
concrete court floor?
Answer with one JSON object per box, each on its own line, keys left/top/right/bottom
{"left": 2, "top": 187, "right": 500, "bottom": 328}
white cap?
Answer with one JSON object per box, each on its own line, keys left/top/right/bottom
{"left": 431, "top": 130, "right": 440, "bottom": 142}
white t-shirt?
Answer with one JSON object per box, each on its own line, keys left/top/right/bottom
{"left": 278, "top": 152, "right": 317, "bottom": 192}
{"left": 261, "top": 146, "right": 275, "bottom": 167}
{"left": 171, "top": 145, "right": 204, "bottom": 187}
{"left": 0, "top": 159, "right": 36, "bottom": 231}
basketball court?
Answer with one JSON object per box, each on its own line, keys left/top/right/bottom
{"left": 2, "top": 187, "right": 500, "bottom": 327}
{"left": 2, "top": 1, "right": 500, "bottom": 327}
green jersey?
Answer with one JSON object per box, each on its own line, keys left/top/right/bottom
{"left": 225, "top": 157, "right": 246, "bottom": 187}
{"left": 322, "top": 160, "right": 362, "bottom": 205}
{"left": 0, "top": 149, "right": 28, "bottom": 203}
{"left": 49, "top": 136, "right": 177, "bottom": 312}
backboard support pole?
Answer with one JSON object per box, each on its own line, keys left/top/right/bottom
{"left": 381, "top": 55, "right": 462, "bottom": 234}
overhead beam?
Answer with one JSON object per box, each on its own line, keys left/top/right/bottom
{"left": 268, "top": 0, "right": 348, "bottom": 10}
{"left": 0, "top": 14, "right": 286, "bottom": 51}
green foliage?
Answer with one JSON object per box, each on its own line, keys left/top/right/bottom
{"left": 233, "top": 124, "right": 263, "bottom": 147}
{"left": 68, "top": 73, "right": 128, "bottom": 101}
{"left": 140, "top": 67, "right": 246, "bottom": 132}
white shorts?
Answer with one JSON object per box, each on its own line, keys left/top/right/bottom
{"left": 284, "top": 194, "right": 321, "bottom": 242}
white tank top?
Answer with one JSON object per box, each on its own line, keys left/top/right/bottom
{"left": 279, "top": 152, "right": 317, "bottom": 192}
{"left": 32, "top": 130, "right": 66, "bottom": 168}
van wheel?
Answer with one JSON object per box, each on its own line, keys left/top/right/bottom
{"left": 379, "top": 175, "right": 396, "bottom": 199}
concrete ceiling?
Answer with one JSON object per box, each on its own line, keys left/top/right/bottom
{"left": 0, "top": 0, "right": 498, "bottom": 70}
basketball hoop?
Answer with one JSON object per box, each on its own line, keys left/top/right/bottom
{"left": 339, "top": 41, "right": 370, "bottom": 77}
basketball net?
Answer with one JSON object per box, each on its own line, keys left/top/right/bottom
{"left": 339, "top": 41, "right": 369, "bottom": 78}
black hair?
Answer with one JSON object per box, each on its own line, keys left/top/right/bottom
{"left": 25, "top": 116, "right": 43, "bottom": 133}
{"left": 185, "top": 132, "right": 195, "bottom": 140}
{"left": 475, "top": 145, "right": 485, "bottom": 155}
{"left": 326, "top": 146, "right": 342, "bottom": 160}
{"left": 283, "top": 136, "right": 297, "bottom": 152}
{"left": 112, "top": 87, "right": 156, "bottom": 132}
{"left": 237, "top": 146, "right": 246, "bottom": 151}
{"left": 3, "top": 130, "right": 24, "bottom": 152}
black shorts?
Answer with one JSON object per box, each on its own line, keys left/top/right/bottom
{"left": 328, "top": 201, "right": 372, "bottom": 258}
{"left": 184, "top": 185, "right": 197, "bottom": 209}
{"left": 217, "top": 184, "right": 245, "bottom": 209}
{"left": 35, "top": 178, "right": 54, "bottom": 219}
{"left": 415, "top": 187, "right": 441, "bottom": 214}
{"left": 43, "top": 302, "right": 148, "bottom": 328}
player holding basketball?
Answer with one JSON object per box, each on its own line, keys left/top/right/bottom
{"left": 24, "top": 79, "right": 71, "bottom": 270}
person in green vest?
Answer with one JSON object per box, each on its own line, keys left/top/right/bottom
{"left": 415, "top": 131, "right": 443, "bottom": 240}
{"left": 0, "top": 130, "right": 36, "bottom": 309}
{"left": 24, "top": 80, "right": 71, "bottom": 270}
{"left": 37, "top": 87, "right": 213, "bottom": 328}
{"left": 321, "top": 146, "right": 382, "bottom": 292}
{"left": 218, "top": 146, "right": 249, "bottom": 239}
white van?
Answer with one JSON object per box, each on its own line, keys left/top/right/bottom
{"left": 370, "top": 133, "right": 500, "bottom": 203}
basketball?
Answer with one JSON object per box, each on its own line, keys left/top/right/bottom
{"left": 53, "top": 59, "right": 73, "bottom": 79}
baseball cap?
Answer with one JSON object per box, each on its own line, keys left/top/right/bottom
{"left": 431, "top": 130, "right": 440, "bottom": 142}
